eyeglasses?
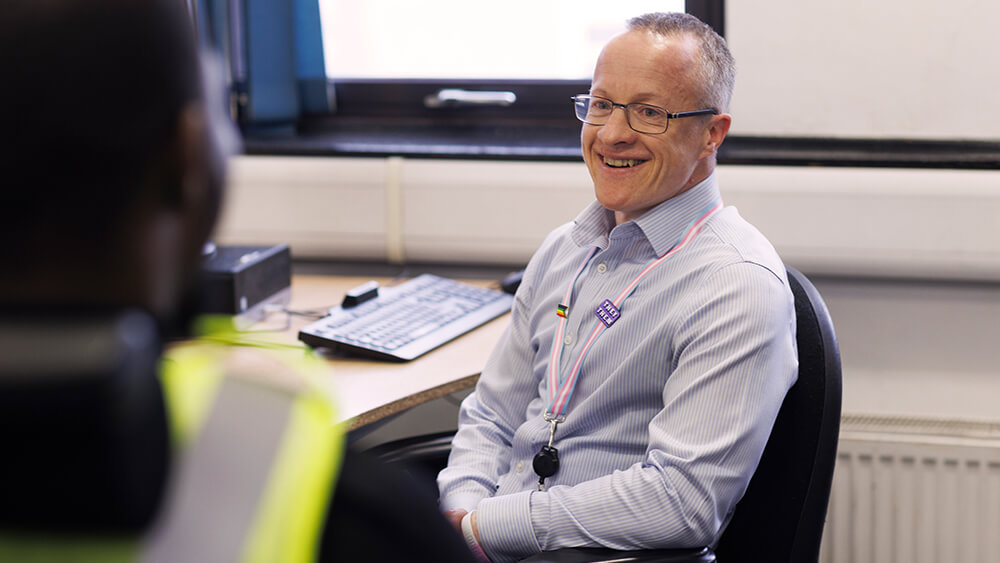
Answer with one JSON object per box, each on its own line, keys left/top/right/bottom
{"left": 571, "top": 95, "right": 718, "bottom": 134}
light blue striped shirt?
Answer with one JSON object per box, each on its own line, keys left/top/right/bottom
{"left": 438, "top": 173, "right": 797, "bottom": 562}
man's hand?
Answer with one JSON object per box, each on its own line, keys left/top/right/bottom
{"left": 445, "top": 509, "right": 482, "bottom": 543}
{"left": 444, "top": 508, "right": 468, "bottom": 532}
{"left": 449, "top": 509, "right": 489, "bottom": 561}
{"left": 470, "top": 511, "right": 482, "bottom": 543}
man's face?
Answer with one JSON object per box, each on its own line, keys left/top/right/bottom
{"left": 582, "top": 30, "right": 722, "bottom": 225}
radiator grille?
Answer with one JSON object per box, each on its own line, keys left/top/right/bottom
{"left": 822, "top": 414, "right": 1000, "bottom": 563}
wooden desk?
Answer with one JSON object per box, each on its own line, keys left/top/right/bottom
{"left": 267, "top": 274, "right": 509, "bottom": 429}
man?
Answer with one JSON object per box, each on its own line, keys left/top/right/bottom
{"left": 438, "top": 12, "right": 798, "bottom": 562}
{"left": 0, "top": 0, "right": 473, "bottom": 561}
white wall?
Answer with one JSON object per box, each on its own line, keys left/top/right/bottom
{"left": 727, "top": 0, "right": 1000, "bottom": 140}
{"left": 220, "top": 157, "right": 1000, "bottom": 280}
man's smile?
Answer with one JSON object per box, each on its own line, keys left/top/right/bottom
{"left": 602, "top": 155, "right": 648, "bottom": 168}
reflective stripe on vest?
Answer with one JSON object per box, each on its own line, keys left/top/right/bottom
{"left": 147, "top": 336, "right": 344, "bottom": 563}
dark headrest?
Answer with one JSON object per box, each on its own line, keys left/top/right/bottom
{"left": 0, "top": 309, "right": 169, "bottom": 533}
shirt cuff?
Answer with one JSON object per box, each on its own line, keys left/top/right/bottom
{"left": 440, "top": 492, "right": 487, "bottom": 513}
{"left": 476, "top": 490, "right": 540, "bottom": 563}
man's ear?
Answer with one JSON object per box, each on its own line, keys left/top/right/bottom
{"left": 149, "top": 104, "right": 204, "bottom": 210}
{"left": 699, "top": 112, "right": 732, "bottom": 160}
{"left": 173, "top": 103, "right": 212, "bottom": 212}
{"left": 154, "top": 101, "right": 227, "bottom": 272}
{"left": 177, "top": 101, "right": 227, "bottom": 247}
{"left": 158, "top": 102, "right": 226, "bottom": 233}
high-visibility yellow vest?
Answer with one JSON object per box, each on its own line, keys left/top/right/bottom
{"left": 0, "top": 323, "right": 345, "bottom": 563}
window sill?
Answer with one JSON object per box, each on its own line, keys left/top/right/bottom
{"left": 243, "top": 121, "right": 1000, "bottom": 170}
{"left": 243, "top": 120, "right": 584, "bottom": 161}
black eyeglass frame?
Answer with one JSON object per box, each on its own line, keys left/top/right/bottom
{"left": 571, "top": 94, "right": 719, "bottom": 134}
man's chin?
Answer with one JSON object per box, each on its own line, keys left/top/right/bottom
{"left": 160, "top": 280, "right": 205, "bottom": 340}
{"left": 594, "top": 185, "right": 640, "bottom": 211}
{"left": 592, "top": 167, "right": 648, "bottom": 192}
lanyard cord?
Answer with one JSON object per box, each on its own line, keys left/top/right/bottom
{"left": 545, "top": 201, "right": 723, "bottom": 421}
{"left": 546, "top": 245, "right": 598, "bottom": 421}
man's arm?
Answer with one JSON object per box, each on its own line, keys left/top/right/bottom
{"left": 472, "top": 262, "right": 798, "bottom": 562}
{"left": 437, "top": 247, "right": 550, "bottom": 513}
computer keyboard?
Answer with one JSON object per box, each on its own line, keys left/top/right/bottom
{"left": 298, "top": 274, "right": 514, "bottom": 361}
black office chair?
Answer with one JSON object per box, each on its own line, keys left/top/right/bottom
{"left": 372, "top": 266, "right": 842, "bottom": 563}
{"left": 0, "top": 309, "right": 170, "bottom": 533}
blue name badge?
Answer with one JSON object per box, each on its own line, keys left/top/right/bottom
{"left": 595, "top": 299, "right": 621, "bottom": 328}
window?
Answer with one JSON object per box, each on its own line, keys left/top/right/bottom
{"left": 246, "top": 1, "right": 722, "bottom": 160}
{"left": 318, "top": 0, "right": 685, "bottom": 80}
{"left": 232, "top": 0, "right": 999, "bottom": 169}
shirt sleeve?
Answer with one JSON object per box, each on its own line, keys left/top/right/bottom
{"left": 436, "top": 232, "right": 554, "bottom": 514}
{"left": 475, "top": 261, "right": 798, "bottom": 562}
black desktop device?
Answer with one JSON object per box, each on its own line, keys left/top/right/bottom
{"left": 199, "top": 244, "right": 292, "bottom": 319}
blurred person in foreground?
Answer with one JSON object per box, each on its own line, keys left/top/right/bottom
{"left": 0, "top": 0, "right": 473, "bottom": 561}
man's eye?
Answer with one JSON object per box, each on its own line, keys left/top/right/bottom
{"left": 638, "top": 106, "right": 666, "bottom": 119}
{"left": 591, "top": 100, "right": 612, "bottom": 111}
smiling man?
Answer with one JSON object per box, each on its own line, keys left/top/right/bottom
{"left": 438, "top": 12, "right": 798, "bottom": 563}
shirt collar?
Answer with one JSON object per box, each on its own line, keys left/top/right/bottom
{"left": 571, "top": 172, "right": 724, "bottom": 256}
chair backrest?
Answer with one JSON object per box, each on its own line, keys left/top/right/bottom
{"left": 714, "top": 266, "right": 842, "bottom": 563}
{"left": 0, "top": 309, "right": 170, "bottom": 534}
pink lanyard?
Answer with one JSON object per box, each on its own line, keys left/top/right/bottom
{"left": 544, "top": 201, "right": 723, "bottom": 422}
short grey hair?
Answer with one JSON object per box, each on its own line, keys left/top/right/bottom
{"left": 627, "top": 12, "right": 736, "bottom": 112}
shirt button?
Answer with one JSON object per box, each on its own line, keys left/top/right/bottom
{"left": 596, "top": 263, "right": 608, "bottom": 274}
{"left": 564, "top": 334, "right": 574, "bottom": 346}
{"left": 516, "top": 461, "right": 525, "bottom": 473}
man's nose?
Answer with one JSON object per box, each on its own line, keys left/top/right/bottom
{"left": 598, "top": 106, "right": 637, "bottom": 143}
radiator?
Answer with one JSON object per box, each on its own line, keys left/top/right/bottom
{"left": 821, "top": 414, "right": 1000, "bottom": 563}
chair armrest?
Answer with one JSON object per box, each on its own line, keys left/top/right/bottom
{"left": 369, "top": 430, "right": 456, "bottom": 466}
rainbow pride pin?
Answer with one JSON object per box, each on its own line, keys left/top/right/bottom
{"left": 556, "top": 304, "right": 568, "bottom": 318}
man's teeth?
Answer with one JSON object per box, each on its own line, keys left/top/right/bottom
{"left": 604, "top": 157, "right": 641, "bottom": 168}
